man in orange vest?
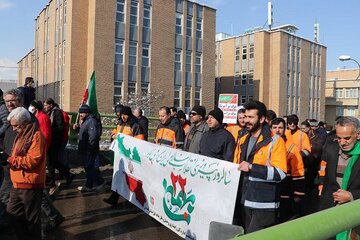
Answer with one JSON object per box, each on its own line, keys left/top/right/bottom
{"left": 235, "top": 100, "right": 287, "bottom": 233}
{"left": 270, "top": 117, "right": 305, "bottom": 221}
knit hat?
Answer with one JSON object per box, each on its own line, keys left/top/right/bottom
{"left": 190, "top": 105, "right": 206, "bottom": 119}
{"left": 79, "top": 104, "right": 91, "bottom": 113}
{"left": 208, "top": 108, "right": 224, "bottom": 125}
{"left": 114, "top": 104, "right": 123, "bottom": 113}
{"left": 30, "top": 100, "right": 43, "bottom": 111}
{"left": 177, "top": 110, "right": 186, "bottom": 119}
{"left": 120, "top": 106, "right": 132, "bottom": 116}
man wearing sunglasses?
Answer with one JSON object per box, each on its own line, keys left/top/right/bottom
{"left": 183, "top": 105, "right": 208, "bottom": 154}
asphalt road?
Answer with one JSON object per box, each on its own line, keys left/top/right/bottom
{"left": 1, "top": 167, "right": 182, "bottom": 240}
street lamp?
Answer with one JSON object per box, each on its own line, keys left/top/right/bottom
{"left": 339, "top": 55, "right": 360, "bottom": 81}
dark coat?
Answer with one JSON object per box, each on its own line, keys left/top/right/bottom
{"left": 199, "top": 125, "right": 235, "bottom": 161}
{"left": 319, "top": 140, "right": 360, "bottom": 234}
{"left": 137, "top": 116, "right": 149, "bottom": 141}
{"left": 78, "top": 114, "right": 100, "bottom": 155}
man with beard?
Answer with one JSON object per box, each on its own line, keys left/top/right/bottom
{"left": 199, "top": 108, "right": 235, "bottom": 161}
{"left": 270, "top": 118, "right": 305, "bottom": 221}
{"left": 234, "top": 100, "right": 287, "bottom": 233}
{"left": 183, "top": 105, "right": 209, "bottom": 154}
{"left": 155, "top": 106, "right": 184, "bottom": 149}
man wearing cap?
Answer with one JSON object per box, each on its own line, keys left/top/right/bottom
{"left": 155, "top": 106, "right": 184, "bottom": 149}
{"left": 103, "top": 106, "right": 144, "bottom": 206}
{"left": 184, "top": 105, "right": 209, "bottom": 154}
{"left": 73, "top": 104, "right": 107, "bottom": 192}
{"left": 199, "top": 108, "right": 235, "bottom": 161}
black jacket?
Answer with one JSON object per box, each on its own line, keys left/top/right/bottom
{"left": 319, "top": 140, "right": 360, "bottom": 234}
{"left": 137, "top": 116, "right": 149, "bottom": 141}
{"left": 47, "top": 107, "right": 64, "bottom": 146}
{"left": 78, "top": 114, "right": 101, "bottom": 154}
{"left": 199, "top": 126, "right": 235, "bottom": 161}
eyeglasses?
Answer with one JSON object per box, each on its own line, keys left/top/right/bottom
{"left": 288, "top": 122, "right": 295, "bottom": 125}
{"left": 189, "top": 112, "right": 198, "bottom": 116}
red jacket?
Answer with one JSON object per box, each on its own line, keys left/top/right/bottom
{"left": 36, "top": 111, "right": 52, "bottom": 150}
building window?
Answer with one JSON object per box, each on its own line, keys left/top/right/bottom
{"left": 142, "top": 43, "right": 150, "bottom": 66}
{"left": 249, "top": 44, "right": 254, "bottom": 59}
{"left": 130, "top": 0, "right": 138, "bottom": 25}
{"left": 174, "top": 86, "right": 181, "bottom": 107}
{"left": 234, "top": 73, "right": 240, "bottom": 86}
{"left": 176, "top": 0, "right": 183, "bottom": 13}
{"left": 187, "top": 2, "right": 193, "bottom": 16}
{"left": 129, "top": 41, "right": 137, "bottom": 66}
{"left": 116, "top": 0, "right": 125, "bottom": 22}
{"left": 242, "top": 45, "right": 247, "bottom": 60}
{"left": 185, "top": 88, "right": 191, "bottom": 113}
{"left": 115, "top": 39, "right": 124, "bottom": 64}
{"left": 347, "top": 107, "right": 356, "bottom": 116}
{"left": 128, "top": 82, "right": 136, "bottom": 95}
{"left": 248, "top": 73, "right": 253, "bottom": 84}
{"left": 195, "top": 87, "right": 200, "bottom": 106}
{"left": 186, "top": 15, "right": 192, "bottom": 37}
{"left": 336, "top": 106, "right": 344, "bottom": 116}
{"left": 195, "top": 52, "right": 201, "bottom": 87}
{"left": 143, "top": 4, "right": 151, "bottom": 27}
{"left": 175, "top": 49, "right": 182, "bottom": 71}
{"left": 196, "top": 18, "right": 202, "bottom": 39}
{"left": 241, "top": 74, "right": 247, "bottom": 85}
{"left": 176, "top": 13, "right": 182, "bottom": 35}
{"left": 235, "top": 47, "right": 240, "bottom": 61}
{"left": 335, "top": 88, "right": 343, "bottom": 98}
{"left": 345, "top": 88, "right": 358, "bottom": 98}
{"left": 185, "top": 51, "right": 192, "bottom": 86}
{"left": 196, "top": 5, "right": 203, "bottom": 19}
{"left": 240, "top": 96, "right": 246, "bottom": 104}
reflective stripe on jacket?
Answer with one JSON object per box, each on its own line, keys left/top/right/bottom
{"left": 155, "top": 117, "right": 184, "bottom": 149}
{"left": 237, "top": 124, "right": 287, "bottom": 209}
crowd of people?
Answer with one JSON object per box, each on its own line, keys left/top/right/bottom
{"left": 0, "top": 78, "right": 359, "bottom": 239}
{"left": 106, "top": 101, "right": 360, "bottom": 238}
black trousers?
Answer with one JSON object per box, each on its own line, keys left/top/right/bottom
{"left": 245, "top": 208, "right": 278, "bottom": 234}
{"left": 6, "top": 187, "right": 43, "bottom": 240}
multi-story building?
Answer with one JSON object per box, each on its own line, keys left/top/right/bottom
{"left": 325, "top": 68, "right": 360, "bottom": 125}
{"left": 18, "top": 0, "right": 216, "bottom": 113}
{"left": 215, "top": 25, "right": 327, "bottom": 120}
{"left": 18, "top": 49, "right": 35, "bottom": 86}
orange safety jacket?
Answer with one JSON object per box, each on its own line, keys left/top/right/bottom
{"left": 112, "top": 117, "right": 145, "bottom": 140}
{"left": 285, "top": 129, "right": 311, "bottom": 156}
{"left": 226, "top": 124, "right": 241, "bottom": 140}
{"left": 235, "top": 124, "right": 287, "bottom": 209}
{"left": 155, "top": 117, "right": 185, "bottom": 149}
{"left": 280, "top": 138, "right": 306, "bottom": 198}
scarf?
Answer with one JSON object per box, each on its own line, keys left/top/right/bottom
{"left": 13, "top": 122, "right": 38, "bottom": 156}
{"left": 337, "top": 141, "right": 360, "bottom": 240}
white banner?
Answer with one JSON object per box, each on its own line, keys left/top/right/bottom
{"left": 110, "top": 134, "right": 241, "bottom": 240}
